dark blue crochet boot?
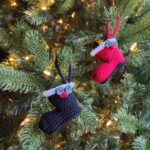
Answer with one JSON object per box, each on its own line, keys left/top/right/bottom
{"left": 38, "top": 57, "right": 81, "bottom": 135}
{"left": 39, "top": 93, "right": 81, "bottom": 134}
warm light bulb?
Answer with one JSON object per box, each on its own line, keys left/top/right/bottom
{"left": 114, "top": 136, "right": 120, "bottom": 139}
{"left": 130, "top": 42, "right": 137, "bottom": 51}
{"left": 54, "top": 43, "right": 59, "bottom": 46}
{"left": 114, "top": 117, "right": 118, "bottom": 121}
{"left": 8, "top": 98, "right": 13, "bottom": 102}
{"left": 55, "top": 75, "right": 60, "bottom": 79}
{"left": 51, "top": 0, "right": 55, "bottom": 4}
{"left": 24, "top": 56, "right": 30, "bottom": 61}
{"left": 43, "top": 70, "right": 51, "bottom": 76}
{"left": 24, "top": 11, "right": 32, "bottom": 16}
{"left": 55, "top": 144, "right": 60, "bottom": 149}
{"left": 64, "top": 24, "right": 69, "bottom": 30}
{"left": 11, "top": 1, "right": 17, "bottom": 7}
{"left": 106, "top": 120, "right": 112, "bottom": 127}
{"left": 112, "top": 0, "right": 115, "bottom": 6}
{"left": 41, "top": 6, "right": 47, "bottom": 10}
{"left": 9, "top": 57, "right": 14, "bottom": 61}
{"left": 71, "top": 12, "right": 76, "bottom": 18}
{"left": 42, "top": 25, "right": 48, "bottom": 32}
{"left": 45, "top": 44, "right": 49, "bottom": 49}
{"left": 82, "top": 83, "right": 87, "bottom": 86}
{"left": 114, "top": 101, "right": 118, "bottom": 104}
{"left": 58, "top": 19, "right": 63, "bottom": 24}
{"left": 20, "top": 118, "right": 30, "bottom": 126}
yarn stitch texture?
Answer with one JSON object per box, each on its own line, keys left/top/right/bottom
{"left": 90, "top": 16, "right": 126, "bottom": 83}
{"left": 39, "top": 57, "right": 81, "bottom": 134}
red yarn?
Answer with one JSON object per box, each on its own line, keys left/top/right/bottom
{"left": 105, "top": 22, "right": 111, "bottom": 38}
{"left": 91, "top": 16, "right": 125, "bottom": 84}
{"left": 92, "top": 46, "right": 125, "bottom": 83}
{"left": 59, "top": 92, "right": 68, "bottom": 99}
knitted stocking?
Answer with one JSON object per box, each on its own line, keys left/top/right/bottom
{"left": 39, "top": 57, "right": 81, "bottom": 135}
{"left": 90, "top": 16, "right": 125, "bottom": 84}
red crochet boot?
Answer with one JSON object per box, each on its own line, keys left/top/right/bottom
{"left": 90, "top": 16, "right": 125, "bottom": 84}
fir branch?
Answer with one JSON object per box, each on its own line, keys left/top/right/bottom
{"left": 15, "top": 21, "right": 31, "bottom": 33}
{"left": 0, "top": 66, "right": 44, "bottom": 93}
{"left": 0, "top": 28, "right": 10, "bottom": 48}
{"left": 24, "top": 0, "right": 38, "bottom": 5}
{"left": 115, "top": 109, "right": 138, "bottom": 134}
{"left": 11, "top": 21, "right": 31, "bottom": 53}
{"left": 135, "top": 41, "right": 150, "bottom": 84}
{"left": 139, "top": 0, "right": 150, "bottom": 15}
{"left": 126, "top": 49, "right": 142, "bottom": 68}
{"left": 58, "top": 46, "right": 76, "bottom": 67}
{"left": 19, "top": 114, "right": 44, "bottom": 150}
{"left": 65, "top": 140, "right": 82, "bottom": 150}
{"left": 130, "top": 30, "right": 150, "bottom": 42}
{"left": 69, "top": 104, "right": 99, "bottom": 139}
{"left": 119, "top": 73, "right": 138, "bottom": 112}
{"left": 8, "top": 97, "right": 33, "bottom": 117}
{"left": 25, "top": 30, "right": 51, "bottom": 72}
{"left": 132, "top": 136, "right": 150, "bottom": 150}
{"left": 79, "top": 105, "right": 99, "bottom": 133}
{"left": 120, "top": 0, "right": 141, "bottom": 18}
{"left": 25, "top": 7, "right": 50, "bottom": 26}
{"left": 85, "top": 133, "right": 120, "bottom": 150}
{"left": 65, "top": 31, "right": 102, "bottom": 49}
{"left": 75, "top": 88, "right": 94, "bottom": 108}
{"left": 119, "top": 14, "right": 150, "bottom": 43}
{"left": 18, "top": 97, "right": 51, "bottom": 150}
{"left": 139, "top": 109, "right": 150, "bottom": 130}
{"left": 56, "top": 0, "right": 74, "bottom": 14}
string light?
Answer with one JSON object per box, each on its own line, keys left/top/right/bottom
{"left": 20, "top": 118, "right": 30, "bottom": 126}
{"left": 9, "top": 57, "right": 14, "bottom": 61}
{"left": 41, "top": 6, "right": 47, "bottom": 10}
{"left": 114, "top": 100, "right": 118, "bottom": 104}
{"left": 24, "top": 11, "right": 32, "bottom": 16}
{"left": 71, "top": 12, "right": 76, "bottom": 18}
{"left": 8, "top": 98, "right": 13, "bottom": 102}
{"left": 43, "top": 70, "right": 51, "bottom": 76}
{"left": 51, "top": 0, "right": 55, "bottom": 3}
{"left": 82, "top": 83, "right": 87, "bottom": 86}
{"left": 55, "top": 144, "right": 60, "bottom": 149}
{"left": 85, "top": 21, "right": 89, "bottom": 26}
{"left": 106, "top": 120, "right": 112, "bottom": 127}
{"left": 64, "top": 24, "right": 69, "bottom": 30}
{"left": 130, "top": 42, "right": 137, "bottom": 51}
{"left": 117, "top": 95, "right": 121, "bottom": 99}
{"left": 24, "top": 56, "right": 30, "bottom": 61}
{"left": 54, "top": 43, "right": 59, "bottom": 46}
{"left": 42, "top": 24, "right": 48, "bottom": 32}
{"left": 11, "top": 1, "right": 17, "bottom": 7}
{"left": 112, "top": 0, "right": 115, "bottom": 6}
{"left": 45, "top": 44, "right": 49, "bottom": 50}
{"left": 39, "top": 0, "right": 55, "bottom": 10}
{"left": 114, "top": 136, "right": 120, "bottom": 139}
{"left": 57, "top": 19, "right": 63, "bottom": 24}
{"left": 55, "top": 75, "right": 60, "bottom": 79}
{"left": 114, "top": 117, "right": 118, "bottom": 121}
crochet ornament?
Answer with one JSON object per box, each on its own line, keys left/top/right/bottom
{"left": 38, "top": 57, "right": 81, "bottom": 135}
{"left": 90, "top": 16, "right": 125, "bottom": 84}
